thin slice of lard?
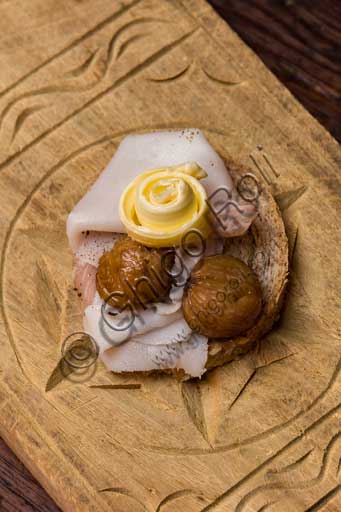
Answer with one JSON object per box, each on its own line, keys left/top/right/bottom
{"left": 67, "top": 130, "right": 253, "bottom": 378}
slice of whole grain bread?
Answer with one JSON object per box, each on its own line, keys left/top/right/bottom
{"left": 205, "top": 160, "right": 289, "bottom": 371}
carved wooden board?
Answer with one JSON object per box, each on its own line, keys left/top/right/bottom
{"left": 0, "top": 0, "right": 340, "bottom": 510}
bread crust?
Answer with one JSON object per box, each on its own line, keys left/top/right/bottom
{"left": 204, "top": 160, "right": 289, "bottom": 371}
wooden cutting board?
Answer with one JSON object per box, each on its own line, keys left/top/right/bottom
{"left": 0, "top": 0, "right": 340, "bottom": 510}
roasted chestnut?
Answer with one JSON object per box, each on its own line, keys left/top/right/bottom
{"left": 182, "top": 255, "right": 262, "bottom": 338}
{"left": 96, "top": 236, "right": 173, "bottom": 309}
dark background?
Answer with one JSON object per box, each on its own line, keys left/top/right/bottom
{"left": 1, "top": 0, "right": 340, "bottom": 510}
{"left": 210, "top": 0, "right": 341, "bottom": 142}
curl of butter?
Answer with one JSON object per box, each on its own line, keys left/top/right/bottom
{"left": 118, "top": 162, "right": 210, "bottom": 247}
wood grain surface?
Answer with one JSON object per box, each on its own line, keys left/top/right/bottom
{"left": 0, "top": 0, "right": 340, "bottom": 511}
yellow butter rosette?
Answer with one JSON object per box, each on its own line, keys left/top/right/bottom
{"left": 118, "top": 162, "right": 210, "bottom": 247}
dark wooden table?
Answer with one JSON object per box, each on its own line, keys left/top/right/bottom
{"left": 1, "top": 0, "right": 340, "bottom": 510}
{"left": 210, "top": 0, "right": 341, "bottom": 142}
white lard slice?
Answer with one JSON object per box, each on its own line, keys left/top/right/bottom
{"left": 84, "top": 304, "right": 208, "bottom": 377}
{"left": 67, "top": 129, "right": 234, "bottom": 252}
{"left": 66, "top": 129, "right": 252, "bottom": 377}
{"left": 100, "top": 334, "right": 208, "bottom": 377}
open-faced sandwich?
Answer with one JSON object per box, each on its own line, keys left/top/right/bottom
{"left": 67, "top": 129, "right": 288, "bottom": 379}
